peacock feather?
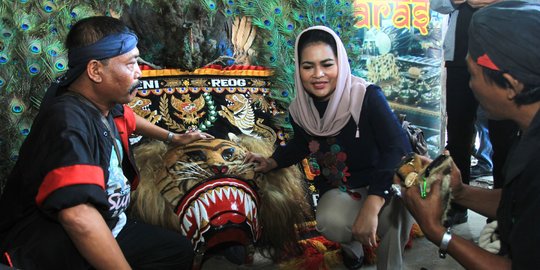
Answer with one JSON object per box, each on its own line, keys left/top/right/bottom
{"left": 220, "top": 0, "right": 238, "bottom": 17}
{"left": 39, "top": 0, "right": 59, "bottom": 14}
{"left": 43, "top": 37, "right": 68, "bottom": 80}
{"left": 201, "top": 0, "right": 218, "bottom": 14}
{"left": 24, "top": 58, "right": 43, "bottom": 77}
{"left": 69, "top": 4, "right": 97, "bottom": 20}
{"left": 13, "top": 10, "right": 40, "bottom": 34}
{"left": 0, "top": 48, "right": 11, "bottom": 66}
{"left": 25, "top": 37, "right": 42, "bottom": 56}
{"left": 0, "top": 74, "right": 6, "bottom": 91}
{"left": 8, "top": 97, "right": 26, "bottom": 123}
{"left": 0, "top": 21, "right": 15, "bottom": 43}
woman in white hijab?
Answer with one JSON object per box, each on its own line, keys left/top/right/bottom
{"left": 246, "top": 26, "right": 413, "bottom": 269}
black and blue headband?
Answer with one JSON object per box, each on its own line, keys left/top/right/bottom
{"left": 40, "top": 31, "right": 138, "bottom": 109}
{"left": 60, "top": 31, "right": 138, "bottom": 87}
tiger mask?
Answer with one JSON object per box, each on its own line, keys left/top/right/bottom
{"left": 130, "top": 134, "right": 312, "bottom": 265}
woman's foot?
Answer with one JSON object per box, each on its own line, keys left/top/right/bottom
{"left": 342, "top": 251, "right": 364, "bottom": 269}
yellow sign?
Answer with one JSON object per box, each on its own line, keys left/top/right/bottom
{"left": 354, "top": 0, "right": 430, "bottom": 35}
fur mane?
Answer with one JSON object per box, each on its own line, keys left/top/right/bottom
{"left": 130, "top": 136, "right": 312, "bottom": 261}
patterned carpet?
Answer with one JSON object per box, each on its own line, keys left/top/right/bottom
{"left": 277, "top": 222, "right": 424, "bottom": 270}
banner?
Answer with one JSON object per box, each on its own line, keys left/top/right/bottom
{"left": 132, "top": 66, "right": 290, "bottom": 146}
{"left": 353, "top": 0, "right": 445, "bottom": 157}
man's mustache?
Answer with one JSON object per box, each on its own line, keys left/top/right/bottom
{"left": 129, "top": 81, "right": 141, "bottom": 94}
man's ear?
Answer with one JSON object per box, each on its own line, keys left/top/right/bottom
{"left": 87, "top": 60, "right": 102, "bottom": 83}
{"left": 503, "top": 73, "right": 524, "bottom": 100}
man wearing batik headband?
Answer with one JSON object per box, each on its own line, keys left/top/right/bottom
{"left": 0, "top": 16, "right": 211, "bottom": 269}
{"left": 401, "top": 1, "right": 540, "bottom": 269}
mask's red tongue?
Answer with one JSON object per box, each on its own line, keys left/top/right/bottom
{"left": 176, "top": 177, "right": 260, "bottom": 250}
{"left": 211, "top": 212, "right": 246, "bottom": 226}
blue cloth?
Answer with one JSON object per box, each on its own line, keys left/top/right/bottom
{"left": 62, "top": 32, "right": 138, "bottom": 87}
{"left": 41, "top": 32, "right": 138, "bottom": 109}
{"left": 68, "top": 32, "right": 138, "bottom": 67}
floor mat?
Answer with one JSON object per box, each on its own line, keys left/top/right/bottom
{"left": 277, "top": 222, "right": 424, "bottom": 270}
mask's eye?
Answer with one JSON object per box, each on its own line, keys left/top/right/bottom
{"left": 186, "top": 150, "right": 207, "bottom": 162}
{"left": 221, "top": 148, "right": 236, "bottom": 161}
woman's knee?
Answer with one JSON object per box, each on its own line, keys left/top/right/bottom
{"left": 315, "top": 189, "right": 363, "bottom": 243}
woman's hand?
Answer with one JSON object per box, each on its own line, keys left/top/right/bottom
{"left": 244, "top": 152, "right": 277, "bottom": 173}
{"left": 352, "top": 195, "right": 384, "bottom": 248}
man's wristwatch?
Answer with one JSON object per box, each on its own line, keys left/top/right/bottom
{"left": 439, "top": 227, "right": 452, "bottom": 259}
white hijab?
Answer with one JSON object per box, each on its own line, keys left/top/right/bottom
{"left": 288, "top": 25, "right": 368, "bottom": 137}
